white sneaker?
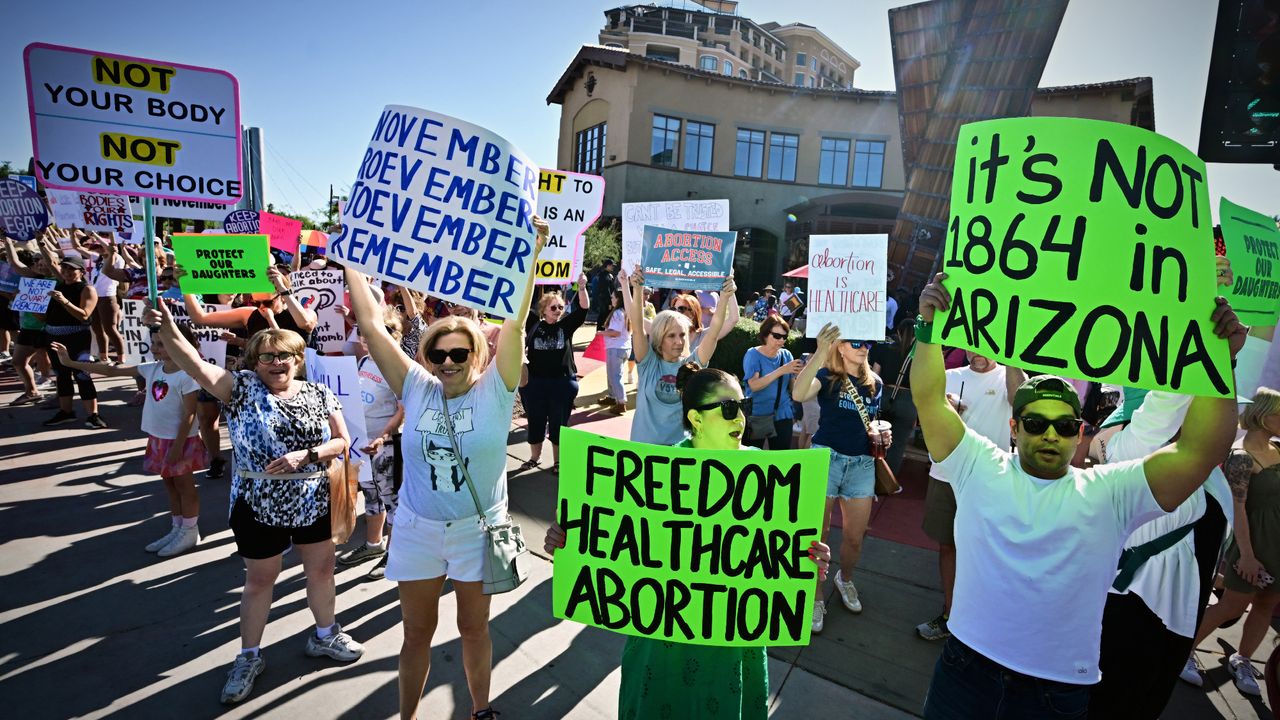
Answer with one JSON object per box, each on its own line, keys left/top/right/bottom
{"left": 1229, "top": 653, "right": 1262, "bottom": 696}
{"left": 811, "top": 601, "right": 825, "bottom": 634}
{"left": 305, "top": 625, "right": 364, "bottom": 662}
{"left": 145, "top": 525, "right": 181, "bottom": 552}
{"left": 835, "top": 569, "right": 862, "bottom": 613}
{"left": 1179, "top": 656, "right": 1204, "bottom": 687}
{"left": 158, "top": 526, "right": 199, "bottom": 557}
{"left": 220, "top": 652, "right": 265, "bottom": 704}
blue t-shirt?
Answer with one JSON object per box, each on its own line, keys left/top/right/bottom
{"left": 742, "top": 347, "right": 794, "bottom": 420}
{"left": 811, "top": 368, "right": 881, "bottom": 457}
{"left": 631, "top": 350, "right": 691, "bottom": 445}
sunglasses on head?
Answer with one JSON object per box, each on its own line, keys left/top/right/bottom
{"left": 846, "top": 340, "right": 875, "bottom": 350}
{"left": 1018, "top": 415, "right": 1083, "bottom": 436}
{"left": 426, "top": 347, "right": 472, "bottom": 365}
{"left": 256, "top": 352, "right": 297, "bottom": 364}
{"left": 767, "top": 331, "right": 787, "bottom": 340}
{"left": 693, "top": 398, "right": 743, "bottom": 421}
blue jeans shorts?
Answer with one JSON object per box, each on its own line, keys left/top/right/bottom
{"left": 812, "top": 444, "right": 875, "bottom": 499}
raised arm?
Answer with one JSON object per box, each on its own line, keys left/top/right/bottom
{"left": 910, "top": 273, "right": 966, "bottom": 462}
{"left": 576, "top": 272, "right": 589, "bottom": 310}
{"left": 1142, "top": 297, "right": 1247, "bottom": 511}
{"left": 3, "top": 237, "right": 40, "bottom": 277}
{"left": 345, "top": 265, "right": 411, "bottom": 396}
{"left": 696, "top": 275, "right": 737, "bottom": 366}
{"left": 100, "top": 243, "right": 132, "bottom": 282}
{"left": 792, "top": 322, "right": 838, "bottom": 402}
{"left": 183, "top": 295, "right": 253, "bottom": 329}
{"left": 622, "top": 266, "right": 648, "bottom": 363}
{"left": 270, "top": 267, "right": 317, "bottom": 332}
{"left": 496, "top": 216, "right": 548, "bottom": 391}
{"left": 142, "top": 300, "right": 234, "bottom": 402}
{"left": 49, "top": 341, "right": 139, "bottom": 378}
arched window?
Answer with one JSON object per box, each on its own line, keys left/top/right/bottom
{"left": 699, "top": 55, "right": 718, "bottom": 72}
{"left": 723, "top": 60, "right": 733, "bottom": 75}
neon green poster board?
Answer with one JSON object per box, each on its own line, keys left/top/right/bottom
{"left": 939, "top": 117, "right": 1234, "bottom": 398}
{"left": 552, "top": 427, "right": 829, "bottom": 647}
{"left": 1220, "top": 197, "right": 1280, "bottom": 328}
{"left": 172, "top": 233, "right": 274, "bottom": 294}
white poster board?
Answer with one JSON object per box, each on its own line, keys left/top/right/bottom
{"left": 621, "top": 199, "right": 729, "bottom": 273}
{"left": 290, "top": 268, "right": 345, "bottom": 352}
{"left": 535, "top": 169, "right": 604, "bottom": 285}
{"left": 329, "top": 105, "right": 539, "bottom": 319}
{"left": 13, "top": 277, "right": 56, "bottom": 312}
{"left": 305, "top": 349, "right": 373, "bottom": 483}
{"left": 805, "top": 234, "right": 888, "bottom": 341}
{"left": 46, "top": 189, "right": 136, "bottom": 235}
{"left": 121, "top": 299, "right": 229, "bottom": 367}
{"left": 128, "top": 195, "right": 233, "bottom": 222}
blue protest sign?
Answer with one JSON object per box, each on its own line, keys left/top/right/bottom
{"left": 223, "top": 209, "right": 259, "bottom": 234}
{"left": 640, "top": 226, "right": 738, "bottom": 291}
{"left": 0, "top": 178, "right": 49, "bottom": 241}
{"left": 328, "top": 105, "right": 540, "bottom": 319}
{"left": 14, "top": 175, "right": 38, "bottom": 192}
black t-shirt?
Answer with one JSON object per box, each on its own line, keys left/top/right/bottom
{"left": 247, "top": 308, "right": 313, "bottom": 347}
{"left": 46, "top": 280, "right": 90, "bottom": 327}
{"left": 525, "top": 306, "right": 587, "bottom": 378}
{"left": 869, "top": 340, "right": 912, "bottom": 389}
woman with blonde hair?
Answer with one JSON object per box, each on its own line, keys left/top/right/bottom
{"left": 520, "top": 276, "right": 589, "bottom": 469}
{"left": 345, "top": 218, "right": 548, "bottom": 720}
{"left": 1183, "top": 387, "right": 1280, "bottom": 696}
{"left": 792, "top": 323, "right": 892, "bottom": 633}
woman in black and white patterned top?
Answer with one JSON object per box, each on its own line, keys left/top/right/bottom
{"left": 145, "top": 302, "right": 364, "bottom": 706}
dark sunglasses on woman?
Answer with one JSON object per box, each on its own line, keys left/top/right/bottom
{"left": 846, "top": 340, "right": 876, "bottom": 350}
{"left": 1018, "top": 415, "right": 1083, "bottom": 436}
{"left": 426, "top": 347, "right": 472, "bottom": 365}
{"left": 767, "top": 331, "right": 787, "bottom": 341}
{"left": 693, "top": 398, "right": 743, "bottom": 420}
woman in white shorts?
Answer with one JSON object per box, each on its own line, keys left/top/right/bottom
{"left": 343, "top": 218, "right": 548, "bottom": 720}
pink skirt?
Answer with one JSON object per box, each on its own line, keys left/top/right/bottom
{"left": 144, "top": 435, "right": 210, "bottom": 478}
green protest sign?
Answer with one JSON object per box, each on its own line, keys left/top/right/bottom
{"left": 1220, "top": 198, "right": 1280, "bottom": 328}
{"left": 552, "top": 428, "right": 828, "bottom": 647}
{"left": 939, "top": 117, "right": 1234, "bottom": 398}
{"left": 171, "top": 233, "right": 274, "bottom": 294}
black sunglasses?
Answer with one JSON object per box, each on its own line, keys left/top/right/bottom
{"left": 693, "top": 398, "right": 743, "bottom": 421}
{"left": 767, "top": 331, "right": 787, "bottom": 341}
{"left": 426, "top": 347, "right": 471, "bottom": 365}
{"left": 846, "top": 340, "right": 875, "bottom": 350}
{"left": 1019, "top": 415, "right": 1083, "bottom": 436}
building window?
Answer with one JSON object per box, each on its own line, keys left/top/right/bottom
{"left": 650, "top": 115, "right": 681, "bottom": 167}
{"left": 734, "top": 129, "right": 765, "bottom": 177}
{"left": 683, "top": 121, "right": 714, "bottom": 172}
{"left": 818, "top": 137, "right": 850, "bottom": 185}
{"left": 808, "top": 76, "right": 815, "bottom": 87}
{"left": 738, "top": 68, "right": 748, "bottom": 79}
{"left": 852, "top": 139, "right": 886, "bottom": 187}
{"left": 795, "top": 52, "right": 806, "bottom": 67}
{"left": 699, "top": 55, "right": 718, "bottom": 72}
{"left": 723, "top": 60, "right": 733, "bottom": 75}
{"left": 794, "top": 72, "right": 805, "bottom": 86}
{"left": 811, "top": 57, "right": 818, "bottom": 71}
{"left": 574, "top": 122, "right": 607, "bottom": 175}
{"left": 766, "top": 133, "right": 798, "bottom": 182}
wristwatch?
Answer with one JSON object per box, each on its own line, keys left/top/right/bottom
{"left": 306, "top": 447, "right": 319, "bottom": 464}
{"left": 277, "top": 289, "right": 293, "bottom": 296}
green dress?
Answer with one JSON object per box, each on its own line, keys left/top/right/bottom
{"left": 1224, "top": 443, "right": 1280, "bottom": 594}
{"left": 618, "top": 439, "right": 769, "bottom": 720}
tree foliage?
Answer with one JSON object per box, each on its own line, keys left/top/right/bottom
{"left": 582, "top": 219, "right": 621, "bottom": 271}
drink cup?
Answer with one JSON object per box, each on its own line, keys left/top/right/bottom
{"left": 869, "top": 420, "right": 892, "bottom": 458}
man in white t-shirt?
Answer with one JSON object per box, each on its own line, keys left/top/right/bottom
{"left": 916, "top": 352, "right": 1022, "bottom": 641}
{"left": 911, "top": 272, "right": 1245, "bottom": 719}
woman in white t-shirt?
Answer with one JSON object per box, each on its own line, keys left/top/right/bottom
{"left": 69, "top": 232, "right": 126, "bottom": 364}
{"left": 343, "top": 218, "right": 548, "bottom": 720}
{"left": 51, "top": 324, "right": 207, "bottom": 557}
{"left": 601, "top": 290, "right": 630, "bottom": 412}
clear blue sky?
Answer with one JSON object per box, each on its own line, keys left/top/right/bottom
{"left": 6, "top": 0, "right": 1275, "bottom": 221}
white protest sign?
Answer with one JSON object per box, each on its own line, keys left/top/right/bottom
{"left": 305, "top": 349, "right": 372, "bottom": 483}
{"left": 127, "top": 194, "right": 232, "bottom": 222}
{"left": 535, "top": 169, "right": 604, "bottom": 285}
{"left": 621, "top": 199, "right": 729, "bottom": 272}
{"left": 13, "top": 278, "right": 56, "bottom": 312}
{"left": 25, "top": 43, "right": 242, "bottom": 204}
{"left": 805, "top": 234, "right": 888, "bottom": 341}
{"left": 329, "top": 105, "right": 539, "bottom": 319}
{"left": 290, "top": 268, "right": 345, "bottom": 352}
{"left": 121, "top": 299, "right": 229, "bottom": 366}
{"left": 46, "top": 189, "right": 136, "bottom": 234}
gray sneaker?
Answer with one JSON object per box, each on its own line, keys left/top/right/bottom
{"left": 337, "top": 541, "right": 385, "bottom": 566}
{"left": 220, "top": 652, "right": 265, "bottom": 705}
{"left": 835, "top": 569, "right": 862, "bottom": 613}
{"left": 145, "top": 525, "right": 180, "bottom": 552}
{"left": 1179, "top": 655, "right": 1204, "bottom": 687}
{"left": 1229, "top": 653, "right": 1261, "bottom": 696}
{"left": 305, "top": 625, "right": 364, "bottom": 662}
{"left": 158, "top": 526, "right": 199, "bottom": 557}
{"left": 916, "top": 614, "right": 952, "bottom": 641}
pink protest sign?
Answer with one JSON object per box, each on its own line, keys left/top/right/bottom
{"left": 259, "top": 212, "right": 302, "bottom": 254}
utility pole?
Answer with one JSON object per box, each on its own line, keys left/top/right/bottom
{"left": 327, "top": 183, "right": 335, "bottom": 227}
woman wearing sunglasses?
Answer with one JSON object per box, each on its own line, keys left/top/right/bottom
{"left": 343, "top": 218, "right": 548, "bottom": 720}
{"left": 668, "top": 288, "right": 738, "bottom": 353}
{"left": 182, "top": 266, "right": 318, "bottom": 351}
{"left": 545, "top": 364, "right": 832, "bottom": 719}
{"left": 622, "top": 266, "right": 736, "bottom": 446}
{"left": 792, "top": 323, "right": 892, "bottom": 632}
{"left": 141, "top": 303, "right": 362, "bottom": 706}
{"left": 519, "top": 274, "right": 590, "bottom": 471}
{"left": 742, "top": 315, "right": 803, "bottom": 449}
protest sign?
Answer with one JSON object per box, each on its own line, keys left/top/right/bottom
{"left": 304, "top": 350, "right": 372, "bottom": 483}
{"left": 128, "top": 195, "right": 232, "bottom": 222}
{"left": 938, "top": 117, "right": 1233, "bottom": 398}
{"left": 290, "top": 268, "right": 345, "bottom": 352}
{"left": 13, "top": 277, "right": 56, "bottom": 312}
{"left": 329, "top": 105, "right": 540, "bottom": 319}
{"left": 0, "top": 263, "right": 21, "bottom": 293}
{"left": 1220, "top": 198, "right": 1280, "bottom": 328}
{"left": 535, "top": 169, "right": 604, "bottom": 285}
{"left": 14, "top": 175, "right": 37, "bottom": 192}
{"left": 223, "top": 209, "right": 258, "bottom": 234}
{"left": 259, "top": 211, "right": 302, "bottom": 254}
{"left": 0, "top": 178, "right": 49, "bottom": 241}
{"left": 639, "top": 226, "right": 737, "bottom": 291}
{"left": 24, "top": 43, "right": 241, "bottom": 203}
{"left": 121, "top": 298, "right": 229, "bottom": 366}
{"left": 552, "top": 428, "right": 828, "bottom": 647}
{"left": 621, "top": 200, "right": 729, "bottom": 272}
{"left": 805, "top": 234, "right": 888, "bottom": 341}
{"left": 171, "top": 233, "right": 273, "bottom": 294}
{"left": 45, "top": 189, "right": 135, "bottom": 235}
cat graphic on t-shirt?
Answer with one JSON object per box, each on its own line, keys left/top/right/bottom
{"left": 423, "top": 439, "right": 468, "bottom": 492}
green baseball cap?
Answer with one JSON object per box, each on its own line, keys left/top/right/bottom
{"left": 1012, "top": 375, "right": 1082, "bottom": 418}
